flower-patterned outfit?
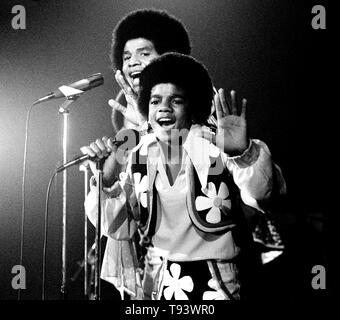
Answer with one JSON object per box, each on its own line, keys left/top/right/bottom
{"left": 85, "top": 125, "right": 283, "bottom": 300}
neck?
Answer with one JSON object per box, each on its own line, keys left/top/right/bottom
{"left": 159, "top": 139, "right": 183, "bottom": 165}
{"left": 157, "top": 125, "right": 190, "bottom": 163}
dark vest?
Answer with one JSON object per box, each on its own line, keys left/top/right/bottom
{"left": 129, "top": 143, "right": 246, "bottom": 245}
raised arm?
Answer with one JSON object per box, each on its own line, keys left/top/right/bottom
{"left": 214, "top": 88, "right": 286, "bottom": 208}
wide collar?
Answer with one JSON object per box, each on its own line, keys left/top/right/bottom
{"left": 132, "top": 125, "right": 221, "bottom": 189}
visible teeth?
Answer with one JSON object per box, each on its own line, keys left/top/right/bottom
{"left": 157, "top": 118, "right": 175, "bottom": 128}
{"left": 158, "top": 118, "right": 173, "bottom": 124}
{"left": 131, "top": 72, "right": 141, "bottom": 78}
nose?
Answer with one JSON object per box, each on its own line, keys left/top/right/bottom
{"left": 128, "top": 53, "right": 140, "bottom": 67}
{"left": 158, "top": 101, "right": 173, "bottom": 113}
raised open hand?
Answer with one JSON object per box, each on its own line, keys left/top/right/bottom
{"left": 215, "top": 89, "right": 249, "bottom": 156}
{"left": 109, "top": 70, "right": 145, "bottom": 127}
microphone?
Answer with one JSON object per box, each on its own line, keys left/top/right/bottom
{"left": 33, "top": 73, "right": 104, "bottom": 105}
{"left": 56, "top": 128, "right": 140, "bottom": 173}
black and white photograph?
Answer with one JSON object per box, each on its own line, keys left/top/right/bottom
{"left": 0, "top": 0, "right": 332, "bottom": 314}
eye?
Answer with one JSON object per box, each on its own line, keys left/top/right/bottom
{"left": 172, "top": 98, "right": 184, "bottom": 105}
{"left": 140, "top": 50, "right": 151, "bottom": 57}
{"left": 123, "top": 55, "right": 131, "bottom": 61}
{"left": 150, "top": 98, "right": 160, "bottom": 105}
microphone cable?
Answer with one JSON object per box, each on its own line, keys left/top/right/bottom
{"left": 42, "top": 170, "right": 58, "bottom": 300}
{"left": 18, "top": 103, "right": 35, "bottom": 300}
{"left": 20, "top": 102, "right": 60, "bottom": 300}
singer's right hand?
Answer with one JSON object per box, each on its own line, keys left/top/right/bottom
{"left": 80, "top": 136, "right": 128, "bottom": 187}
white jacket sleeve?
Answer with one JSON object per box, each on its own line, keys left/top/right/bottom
{"left": 84, "top": 171, "right": 138, "bottom": 240}
{"left": 223, "top": 139, "right": 286, "bottom": 211}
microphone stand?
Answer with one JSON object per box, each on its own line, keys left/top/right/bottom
{"left": 58, "top": 95, "right": 79, "bottom": 300}
{"left": 79, "top": 163, "right": 90, "bottom": 299}
{"left": 93, "top": 160, "right": 104, "bottom": 300}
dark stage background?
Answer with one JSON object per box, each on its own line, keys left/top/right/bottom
{"left": 0, "top": 0, "right": 331, "bottom": 301}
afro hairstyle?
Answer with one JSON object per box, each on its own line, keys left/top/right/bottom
{"left": 110, "top": 9, "right": 191, "bottom": 71}
{"left": 138, "top": 52, "right": 213, "bottom": 125}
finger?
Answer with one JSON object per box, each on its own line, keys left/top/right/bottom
{"left": 125, "top": 84, "right": 137, "bottom": 99}
{"left": 210, "top": 99, "right": 216, "bottom": 115}
{"left": 111, "top": 101, "right": 139, "bottom": 125}
{"left": 208, "top": 114, "right": 217, "bottom": 128}
{"left": 115, "top": 89, "right": 124, "bottom": 101}
{"left": 90, "top": 140, "right": 106, "bottom": 158}
{"left": 219, "top": 88, "right": 230, "bottom": 115}
{"left": 106, "top": 137, "right": 117, "bottom": 151}
{"left": 207, "top": 117, "right": 214, "bottom": 127}
{"left": 96, "top": 138, "right": 107, "bottom": 151}
{"left": 108, "top": 99, "right": 126, "bottom": 114}
{"left": 115, "top": 70, "right": 129, "bottom": 94}
{"left": 241, "top": 98, "right": 247, "bottom": 119}
{"left": 230, "top": 90, "right": 238, "bottom": 115}
{"left": 212, "top": 87, "right": 218, "bottom": 113}
{"left": 115, "top": 70, "right": 136, "bottom": 98}
{"left": 102, "top": 136, "right": 113, "bottom": 150}
{"left": 80, "top": 146, "right": 96, "bottom": 158}
{"left": 214, "top": 91, "right": 223, "bottom": 121}
{"left": 104, "top": 138, "right": 119, "bottom": 161}
{"left": 214, "top": 86, "right": 231, "bottom": 112}
{"left": 103, "top": 136, "right": 118, "bottom": 150}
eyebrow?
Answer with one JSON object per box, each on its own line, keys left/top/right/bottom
{"left": 150, "top": 93, "right": 186, "bottom": 99}
{"left": 123, "top": 46, "right": 154, "bottom": 55}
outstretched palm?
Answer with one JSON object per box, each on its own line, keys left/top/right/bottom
{"left": 109, "top": 70, "right": 145, "bottom": 127}
{"left": 215, "top": 89, "right": 249, "bottom": 156}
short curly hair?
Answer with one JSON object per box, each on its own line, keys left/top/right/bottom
{"left": 110, "top": 9, "right": 191, "bottom": 71}
{"left": 138, "top": 53, "right": 213, "bottom": 125}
